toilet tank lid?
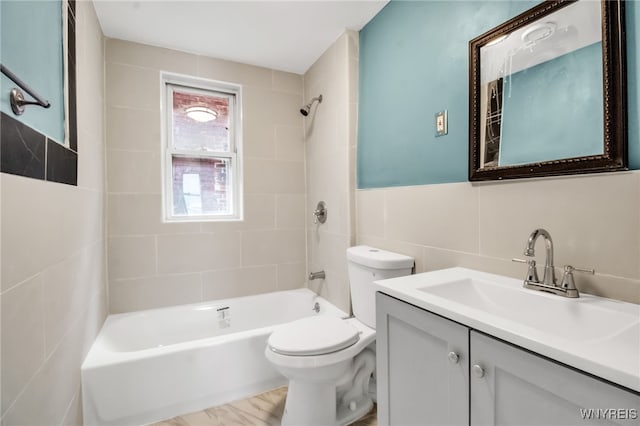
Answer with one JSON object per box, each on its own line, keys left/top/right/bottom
{"left": 347, "top": 246, "right": 414, "bottom": 270}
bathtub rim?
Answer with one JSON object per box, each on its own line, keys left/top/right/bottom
{"left": 82, "top": 288, "right": 347, "bottom": 370}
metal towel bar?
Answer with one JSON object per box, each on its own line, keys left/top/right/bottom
{"left": 1, "top": 63, "right": 51, "bottom": 115}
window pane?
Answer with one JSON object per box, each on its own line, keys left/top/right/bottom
{"left": 172, "top": 156, "right": 231, "bottom": 216}
{"left": 172, "top": 88, "right": 230, "bottom": 152}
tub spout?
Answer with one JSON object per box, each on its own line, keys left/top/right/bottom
{"left": 308, "top": 271, "right": 325, "bottom": 280}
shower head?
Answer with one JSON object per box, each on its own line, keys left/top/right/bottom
{"left": 299, "top": 94, "right": 323, "bottom": 116}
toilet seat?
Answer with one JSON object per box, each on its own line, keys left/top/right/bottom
{"left": 268, "top": 316, "right": 360, "bottom": 356}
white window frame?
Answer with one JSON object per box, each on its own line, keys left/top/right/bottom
{"left": 161, "top": 72, "right": 243, "bottom": 222}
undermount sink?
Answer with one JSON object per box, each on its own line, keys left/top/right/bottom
{"left": 375, "top": 267, "right": 640, "bottom": 392}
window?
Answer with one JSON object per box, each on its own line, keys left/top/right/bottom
{"left": 161, "top": 74, "right": 242, "bottom": 221}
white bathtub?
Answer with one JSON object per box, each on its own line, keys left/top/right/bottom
{"left": 81, "top": 288, "right": 347, "bottom": 426}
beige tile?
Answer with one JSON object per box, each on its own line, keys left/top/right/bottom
{"left": 202, "top": 266, "right": 277, "bottom": 301}
{"left": 76, "top": 10, "right": 104, "bottom": 145}
{"left": 477, "top": 172, "right": 640, "bottom": 279}
{"left": 242, "top": 230, "right": 305, "bottom": 266}
{"left": 77, "top": 129, "right": 105, "bottom": 191}
{"left": 577, "top": 274, "right": 640, "bottom": 304}
{"left": 304, "top": 36, "right": 337, "bottom": 91}
{"left": 1, "top": 275, "right": 45, "bottom": 415}
{"left": 421, "top": 246, "right": 523, "bottom": 277}
{"left": 356, "top": 189, "right": 385, "bottom": 239}
{"left": 244, "top": 159, "right": 305, "bottom": 194}
{"left": 241, "top": 230, "right": 279, "bottom": 266}
{"left": 60, "top": 389, "right": 83, "bottom": 426}
{"left": 108, "top": 193, "right": 201, "bottom": 236}
{"left": 107, "top": 149, "right": 161, "bottom": 194}
{"left": 276, "top": 194, "right": 305, "bottom": 229}
{"left": 272, "top": 71, "right": 303, "bottom": 95}
{"left": 270, "top": 91, "right": 306, "bottom": 127}
{"left": 106, "top": 39, "right": 198, "bottom": 75}
{"left": 307, "top": 231, "right": 351, "bottom": 313}
{"left": 106, "top": 106, "right": 161, "bottom": 152}
{"left": 242, "top": 86, "right": 276, "bottom": 158}
{"left": 349, "top": 57, "right": 359, "bottom": 105}
{"left": 42, "top": 249, "right": 95, "bottom": 356}
{"left": 196, "top": 56, "right": 272, "bottom": 88}
{"left": 1, "top": 309, "right": 88, "bottom": 426}
{"left": 346, "top": 29, "right": 359, "bottom": 60}
{"left": 385, "top": 183, "right": 479, "bottom": 253}
{"left": 109, "top": 274, "right": 202, "bottom": 314}
{"left": 241, "top": 194, "right": 277, "bottom": 230}
{"left": 157, "top": 232, "right": 241, "bottom": 274}
{"left": 1, "top": 176, "right": 103, "bottom": 289}
{"left": 277, "top": 263, "right": 306, "bottom": 291}
{"left": 275, "top": 126, "right": 304, "bottom": 162}
{"left": 349, "top": 103, "right": 358, "bottom": 148}
{"left": 243, "top": 126, "right": 276, "bottom": 160}
{"left": 108, "top": 236, "right": 157, "bottom": 279}
{"left": 106, "top": 62, "right": 160, "bottom": 109}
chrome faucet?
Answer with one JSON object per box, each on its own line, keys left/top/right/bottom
{"left": 524, "top": 228, "right": 556, "bottom": 286}
{"left": 308, "top": 271, "right": 325, "bottom": 280}
{"left": 513, "top": 228, "right": 594, "bottom": 298}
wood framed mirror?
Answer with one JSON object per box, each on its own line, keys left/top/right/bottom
{"left": 468, "top": 0, "right": 627, "bottom": 181}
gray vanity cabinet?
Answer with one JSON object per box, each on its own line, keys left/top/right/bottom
{"left": 376, "top": 293, "right": 469, "bottom": 426}
{"left": 376, "top": 292, "right": 640, "bottom": 426}
{"left": 470, "top": 331, "right": 640, "bottom": 426}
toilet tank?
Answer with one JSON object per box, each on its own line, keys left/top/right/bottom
{"left": 347, "top": 246, "right": 414, "bottom": 329}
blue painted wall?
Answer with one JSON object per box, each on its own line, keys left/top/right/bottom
{"left": 500, "top": 42, "right": 603, "bottom": 166}
{"left": 358, "top": 0, "right": 640, "bottom": 188}
{"left": 1, "top": 0, "right": 65, "bottom": 143}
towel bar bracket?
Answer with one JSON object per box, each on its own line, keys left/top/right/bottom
{"left": 10, "top": 88, "right": 48, "bottom": 116}
{"left": 1, "top": 64, "right": 51, "bottom": 115}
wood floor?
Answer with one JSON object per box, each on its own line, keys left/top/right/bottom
{"left": 152, "top": 387, "right": 377, "bottom": 426}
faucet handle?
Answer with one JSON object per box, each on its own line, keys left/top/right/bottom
{"left": 559, "top": 265, "right": 594, "bottom": 297}
{"left": 512, "top": 258, "right": 539, "bottom": 283}
{"left": 564, "top": 265, "right": 595, "bottom": 275}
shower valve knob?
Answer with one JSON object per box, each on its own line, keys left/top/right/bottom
{"left": 313, "top": 201, "right": 327, "bottom": 224}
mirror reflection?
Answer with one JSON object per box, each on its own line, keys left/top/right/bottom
{"left": 478, "top": 0, "right": 603, "bottom": 168}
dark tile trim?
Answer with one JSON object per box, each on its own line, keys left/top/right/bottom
{"left": 0, "top": 112, "right": 46, "bottom": 180}
{"left": 1, "top": 112, "right": 78, "bottom": 185}
{"left": 46, "top": 139, "right": 77, "bottom": 185}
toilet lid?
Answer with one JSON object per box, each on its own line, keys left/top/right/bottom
{"left": 268, "top": 316, "right": 360, "bottom": 356}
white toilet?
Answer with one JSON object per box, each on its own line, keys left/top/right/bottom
{"left": 265, "top": 246, "right": 414, "bottom": 426}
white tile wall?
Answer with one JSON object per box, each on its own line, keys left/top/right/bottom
{"left": 0, "top": 1, "right": 107, "bottom": 423}
{"left": 303, "top": 31, "right": 359, "bottom": 313}
{"left": 356, "top": 171, "right": 640, "bottom": 304}
{"left": 105, "top": 39, "right": 306, "bottom": 313}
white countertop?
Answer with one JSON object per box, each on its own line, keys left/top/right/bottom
{"left": 375, "top": 267, "right": 640, "bottom": 393}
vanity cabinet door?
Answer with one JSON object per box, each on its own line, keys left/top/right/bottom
{"left": 376, "top": 293, "right": 469, "bottom": 426}
{"left": 470, "top": 331, "right": 640, "bottom": 426}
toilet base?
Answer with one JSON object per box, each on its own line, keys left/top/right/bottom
{"left": 279, "top": 349, "right": 376, "bottom": 426}
{"left": 281, "top": 381, "right": 373, "bottom": 426}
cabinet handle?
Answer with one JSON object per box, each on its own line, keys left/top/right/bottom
{"left": 447, "top": 351, "right": 460, "bottom": 364}
{"left": 472, "top": 364, "right": 485, "bottom": 378}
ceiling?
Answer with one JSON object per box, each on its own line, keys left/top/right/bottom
{"left": 94, "top": 0, "right": 389, "bottom": 75}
